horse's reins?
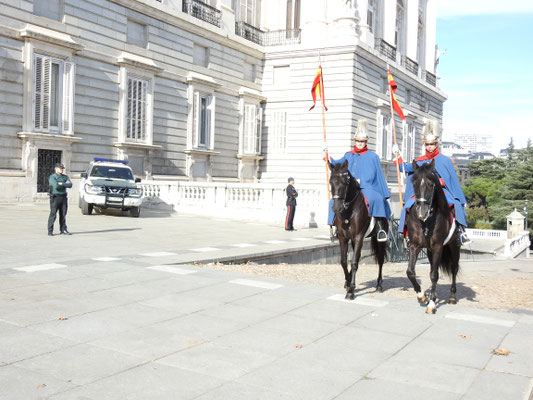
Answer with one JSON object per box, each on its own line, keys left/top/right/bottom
{"left": 331, "top": 172, "right": 360, "bottom": 212}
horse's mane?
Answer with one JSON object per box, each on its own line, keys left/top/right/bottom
{"left": 412, "top": 162, "right": 448, "bottom": 212}
{"left": 330, "top": 162, "right": 361, "bottom": 194}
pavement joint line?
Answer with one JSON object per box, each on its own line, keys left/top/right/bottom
{"left": 264, "top": 240, "right": 287, "bottom": 244}
{"left": 231, "top": 243, "right": 257, "bottom": 248}
{"left": 139, "top": 252, "right": 178, "bottom": 257}
{"left": 327, "top": 293, "right": 389, "bottom": 307}
{"left": 189, "top": 247, "right": 222, "bottom": 252}
{"left": 290, "top": 237, "right": 311, "bottom": 241}
{"left": 445, "top": 312, "right": 516, "bottom": 327}
{"left": 228, "top": 279, "right": 284, "bottom": 290}
{"left": 13, "top": 263, "right": 69, "bottom": 273}
{"left": 147, "top": 265, "right": 198, "bottom": 275}
{"left": 92, "top": 257, "right": 122, "bottom": 262}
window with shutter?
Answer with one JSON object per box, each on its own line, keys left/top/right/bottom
{"left": 272, "top": 111, "right": 287, "bottom": 152}
{"left": 244, "top": 104, "right": 256, "bottom": 154}
{"left": 192, "top": 91, "right": 214, "bottom": 149}
{"left": 33, "top": 54, "right": 74, "bottom": 134}
{"left": 127, "top": 77, "right": 147, "bottom": 142}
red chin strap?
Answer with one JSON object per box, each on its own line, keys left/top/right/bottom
{"left": 352, "top": 145, "right": 368, "bottom": 154}
{"left": 424, "top": 147, "right": 440, "bottom": 160}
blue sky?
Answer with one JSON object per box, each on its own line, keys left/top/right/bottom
{"left": 435, "top": 1, "right": 533, "bottom": 153}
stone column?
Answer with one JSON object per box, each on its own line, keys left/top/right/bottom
{"left": 382, "top": 0, "right": 396, "bottom": 46}
{"left": 329, "top": 0, "right": 361, "bottom": 46}
{"left": 424, "top": 0, "right": 437, "bottom": 73}
{"left": 217, "top": 0, "right": 236, "bottom": 36}
{"left": 300, "top": 0, "right": 328, "bottom": 46}
{"left": 405, "top": 0, "right": 419, "bottom": 62}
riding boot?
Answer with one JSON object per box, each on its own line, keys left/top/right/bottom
{"left": 376, "top": 219, "right": 388, "bottom": 242}
{"left": 457, "top": 224, "right": 471, "bottom": 246}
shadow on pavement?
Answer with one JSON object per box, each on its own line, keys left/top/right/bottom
{"left": 69, "top": 228, "right": 141, "bottom": 235}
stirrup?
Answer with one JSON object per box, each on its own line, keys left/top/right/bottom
{"left": 330, "top": 226, "right": 338, "bottom": 242}
{"left": 460, "top": 233, "right": 471, "bottom": 246}
{"left": 377, "top": 229, "right": 388, "bottom": 242}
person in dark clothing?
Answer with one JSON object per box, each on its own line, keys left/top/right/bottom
{"left": 285, "top": 177, "right": 298, "bottom": 231}
{"left": 48, "top": 163, "right": 72, "bottom": 236}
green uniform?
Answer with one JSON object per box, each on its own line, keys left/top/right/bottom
{"left": 48, "top": 172, "right": 72, "bottom": 234}
{"left": 49, "top": 173, "right": 72, "bottom": 195}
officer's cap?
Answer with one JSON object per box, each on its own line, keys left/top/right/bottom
{"left": 55, "top": 162, "right": 65, "bottom": 169}
{"left": 288, "top": 177, "right": 294, "bottom": 182}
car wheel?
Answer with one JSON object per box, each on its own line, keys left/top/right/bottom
{"left": 130, "top": 206, "right": 140, "bottom": 218}
{"left": 81, "top": 198, "right": 93, "bottom": 215}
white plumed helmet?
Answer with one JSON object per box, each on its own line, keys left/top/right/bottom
{"left": 422, "top": 119, "right": 440, "bottom": 143}
{"left": 354, "top": 119, "right": 369, "bottom": 141}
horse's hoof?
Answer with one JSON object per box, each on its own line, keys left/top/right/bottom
{"left": 376, "top": 286, "right": 383, "bottom": 293}
{"left": 425, "top": 307, "right": 436, "bottom": 314}
{"left": 448, "top": 297, "right": 457, "bottom": 305}
{"left": 344, "top": 282, "right": 349, "bottom": 289}
{"left": 417, "top": 294, "right": 427, "bottom": 303}
{"left": 345, "top": 292, "right": 355, "bottom": 300}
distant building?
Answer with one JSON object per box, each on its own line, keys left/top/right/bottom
{"left": 440, "top": 140, "right": 468, "bottom": 158}
{"left": 451, "top": 132, "right": 493, "bottom": 155}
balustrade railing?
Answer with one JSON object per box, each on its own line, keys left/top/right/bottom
{"left": 375, "top": 38, "right": 396, "bottom": 61}
{"left": 263, "top": 29, "right": 301, "bottom": 46}
{"left": 182, "top": 0, "right": 221, "bottom": 28}
{"left": 235, "top": 21, "right": 263, "bottom": 45}
{"left": 424, "top": 70, "right": 437, "bottom": 87}
{"left": 403, "top": 56, "right": 419, "bottom": 76}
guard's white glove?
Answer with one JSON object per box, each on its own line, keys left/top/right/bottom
{"left": 392, "top": 144, "right": 400, "bottom": 155}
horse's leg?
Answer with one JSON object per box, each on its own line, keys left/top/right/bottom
{"left": 339, "top": 237, "right": 351, "bottom": 292}
{"left": 406, "top": 244, "right": 424, "bottom": 302}
{"left": 375, "top": 237, "right": 385, "bottom": 293}
{"left": 346, "top": 236, "right": 363, "bottom": 300}
{"left": 426, "top": 245, "right": 443, "bottom": 314}
{"left": 448, "top": 242, "right": 460, "bottom": 305}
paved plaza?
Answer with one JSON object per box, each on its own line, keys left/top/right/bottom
{"left": 0, "top": 204, "right": 532, "bottom": 399}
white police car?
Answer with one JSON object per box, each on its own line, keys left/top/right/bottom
{"left": 79, "top": 158, "right": 143, "bottom": 217}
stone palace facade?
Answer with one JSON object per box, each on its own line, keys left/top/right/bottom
{"left": 0, "top": 0, "right": 446, "bottom": 222}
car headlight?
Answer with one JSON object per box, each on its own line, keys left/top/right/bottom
{"left": 128, "top": 188, "right": 143, "bottom": 197}
{"left": 85, "top": 184, "right": 104, "bottom": 194}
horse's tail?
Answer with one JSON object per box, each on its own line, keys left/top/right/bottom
{"left": 439, "top": 244, "right": 458, "bottom": 277}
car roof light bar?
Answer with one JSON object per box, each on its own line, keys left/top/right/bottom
{"left": 93, "top": 158, "right": 129, "bottom": 164}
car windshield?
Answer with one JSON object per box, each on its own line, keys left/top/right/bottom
{"left": 90, "top": 165, "right": 134, "bottom": 180}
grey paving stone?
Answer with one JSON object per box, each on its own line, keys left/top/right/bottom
{"left": 393, "top": 337, "right": 493, "bottom": 369}
{"left": 419, "top": 317, "right": 510, "bottom": 349}
{"left": 156, "top": 342, "right": 278, "bottom": 380}
{"left": 237, "top": 351, "right": 363, "bottom": 400}
{"left": 214, "top": 325, "right": 322, "bottom": 357}
{"left": 196, "top": 302, "right": 279, "bottom": 325}
{"left": 462, "top": 370, "right": 533, "bottom": 400}
{"left": 348, "top": 303, "right": 433, "bottom": 336}
{"left": 150, "top": 313, "right": 246, "bottom": 341}
{"left": 13, "top": 343, "right": 146, "bottom": 386}
{"left": 230, "top": 290, "right": 315, "bottom": 313}
{"left": 140, "top": 292, "right": 224, "bottom": 314}
{"left": 0, "top": 283, "right": 80, "bottom": 305}
{"left": 251, "top": 313, "right": 342, "bottom": 341}
{"left": 89, "top": 325, "right": 206, "bottom": 361}
{"left": 486, "top": 332, "right": 533, "bottom": 377}
{"left": 184, "top": 281, "right": 270, "bottom": 302}
{"left": 29, "top": 310, "right": 138, "bottom": 342}
{"left": 368, "top": 358, "right": 480, "bottom": 394}
{"left": 0, "top": 364, "right": 77, "bottom": 400}
{"left": 47, "top": 362, "right": 226, "bottom": 400}
{"left": 194, "top": 381, "right": 293, "bottom": 400}
{"left": 286, "top": 298, "right": 374, "bottom": 325}
{"left": 315, "top": 325, "right": 413, "bottom": 355}
{"left": 84, "top": 303, "right": 184, "bottom": 328}
{"left": 0, "top": 327, "right": 77, "bottom": 364}
{"left": 334, "top": 377, "right": 461, "bottom": 400}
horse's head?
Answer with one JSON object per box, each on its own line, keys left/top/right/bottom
{"left": 328, "top": 160, "right": 359, "bottom": 214}
{"left": 411, "top": 159, "right": 440, "bottom": 222}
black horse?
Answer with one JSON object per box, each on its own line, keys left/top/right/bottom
{"left": 328, "top": 160, "right": 388, "bottom": 300}
{"left": 406, "top": 159, "right": 461, "bottom": 313}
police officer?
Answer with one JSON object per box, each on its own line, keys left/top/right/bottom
{"left": 285, "top": 177, "right": 298, "bottom": 231}
{"left": 48, "top": 162, "right": 72, "bottom": 236}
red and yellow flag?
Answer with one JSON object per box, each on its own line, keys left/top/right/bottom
{"left": 387, "top": 69, "right": 405, "bottom": 120}
{"left": 309, "top": 66, "right": 327, "bottom": 111}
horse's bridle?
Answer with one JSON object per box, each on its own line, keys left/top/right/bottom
{"left": 415, "top": 180, "right": 435, "bottom": 222}
{"left": 331, "top": 171, "right": 359, "bottom": 211}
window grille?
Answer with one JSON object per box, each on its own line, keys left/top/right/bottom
{"left": 127, "top": 77, "right": 147, "bottom": 142}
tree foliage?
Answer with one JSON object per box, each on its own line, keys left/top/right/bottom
{"left": 465, "top": 139, "right": 533, "bottom": 235}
